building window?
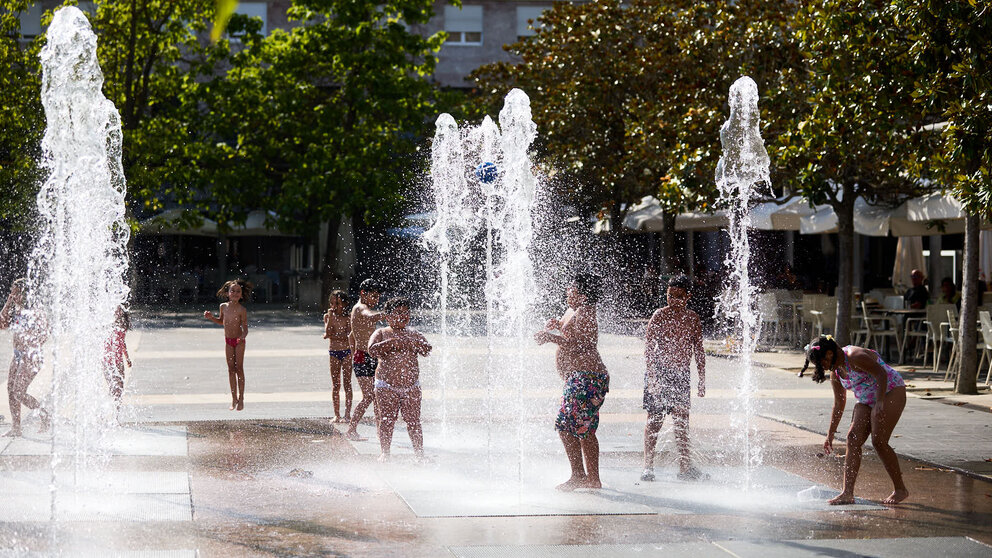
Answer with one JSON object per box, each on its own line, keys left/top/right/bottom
{"left": 444, "top": 5, "right": 482, "bottom": 46}
{"left": 233, "top": 2, "right": 268, "bottom": 36}
{"left": 18, "top": 3, "right": 43, "bottom": 37}
{"left": 516, "top": 6, "right": 549, "bottom": 39}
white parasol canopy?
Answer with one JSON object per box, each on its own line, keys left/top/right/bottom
{"left": 139, "top": 208, "right": 219, "bottom": 236}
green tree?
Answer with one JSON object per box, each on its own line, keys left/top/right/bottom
{"left": 471, "top": 0, "right": 799, "bottom": 272}
{"left": 90, "top": 0, "right": 229, "bottom": 220}
{"left": 896, "top": 0, "right": 992, "bottom": 394}
{"left": 0, "top": 1, "right": 44, "bottom": 230}
{"left": 192, "top": 0, "right": 450, "bottom": 302}
{"left": 774, "top": 0, "right": 931, "bottom": 345}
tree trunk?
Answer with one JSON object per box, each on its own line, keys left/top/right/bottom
{"left": 659, "top": 210, "right": 677, "bottom": 274}
{"left": 955, "top": 213, "right": 980, "bottom": 394}
{"left": 833, "top": 187, "right": 856, "bottom": 346}
{"left": 319, "top": 215, "right": 342, "bottom": 312}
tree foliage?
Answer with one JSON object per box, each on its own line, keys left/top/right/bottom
{"left": 471, "top": 0, "right": 799, "bottom": 220}
{"left": 0, "top": 1, "right": 44, "bottom": 229}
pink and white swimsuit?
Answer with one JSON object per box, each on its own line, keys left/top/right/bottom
{"left": 837, "top": 346, "right": 905, "bottom": 407}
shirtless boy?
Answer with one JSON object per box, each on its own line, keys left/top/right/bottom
{"left": 535, "top": 273, "right": 610, "bottom": 491}
{"left": 367, "top": 297, "right": 431, "bottom": 461}
{"left": 345, "top": 279, "right": 383, "bottom": 441}
{"left": 642, "top": 274, "right": 706, "bottom": 481}
{"left": 203, "top": 279, "right": 250, "bottom": 410}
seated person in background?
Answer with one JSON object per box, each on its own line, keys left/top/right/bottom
{"left": 903, "top": 269, "right": 929, "bottom": 309}
{"left": 937, "top": 277, "right": 961, "bottom": 308}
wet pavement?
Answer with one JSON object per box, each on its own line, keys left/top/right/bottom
{"left": 1, "top": 307, "right": 991, "bottom": 556}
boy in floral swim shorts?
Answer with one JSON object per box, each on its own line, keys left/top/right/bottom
{"left": 642, "top": 274, "right": 706, "bottom": 482}
{"left": 536, "top": 273, "right": 610, "bottom": 491}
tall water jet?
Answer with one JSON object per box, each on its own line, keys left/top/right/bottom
{"left": 423, "top": 113, "right": 477, "bottom": 438}
{"left": 424, "top": 89, "right": 538, "bottom": 474}
{"left": 30, "top": 6, "right": 130, "bottom": 471}
{"left": 715, "top": 76, "right": 770, "bottom": 487}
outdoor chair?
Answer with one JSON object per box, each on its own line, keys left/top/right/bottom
{"left": 883, "top": 295, "right": 906, "bottom": 310}
{"left": 979, "top": 311, "right": 992, "bottom": 386}
{"left": 800, "top": 294, "right": 829, "bottom": 340}
{"left": 936, "top": 306, "right": 959, "bottom": 376}
{"left": 758, "top": 292, "right": 783, "bottom": 347}
{"left": 917, "top": 304, "right": 954, "bottom": 369}
{"left": 861, "top": 301, "right": 900, "bottom": 361}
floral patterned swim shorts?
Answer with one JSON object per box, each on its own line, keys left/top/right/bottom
{"left": 555, "top": 371, "right": 610, "bottom": 439}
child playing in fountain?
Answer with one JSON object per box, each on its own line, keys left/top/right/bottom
{"left": 203, "top": 279, "right": 251, "bottom": 411}
{"left": 0, "top": 278, "right": 50, "bottom": 437}
{"left": 641, "top": 274, "right": 707, "bottom": 482}
{"left": 323, "top": 290, "right": 353, "bottom": 423}
{"left": 535, "top": 273, "right": 610, "bottom": 491}
{"left": 367, "top": 297, "right": 431, "bottom": 462}
{"left": 345, "top": 279, "right": 384, "bottom": 441}
{"left": 103, "top": 305, "right": 132, "bottom": 407}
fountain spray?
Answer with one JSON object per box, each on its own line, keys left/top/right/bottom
{"left": 715, "top": 76, "right": 770, "bottom": 488}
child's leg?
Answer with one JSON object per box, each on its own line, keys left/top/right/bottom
{"left": 870, "top": 388, "right": 909, "bottom": 504}
{"left": 329, "top": 357, "right": 342, "bottom": 419}
{"left": 579, "top": 431, "right": 601, "bottom": 488}
{"left": 399, "top": 387, "right": 423, "bottom": 456}
{"left": 5, "top": 364, "right": 23, "bottom": 435}
{"left": 110, "top": 361, "right": 125, "bottom": 401}
{"left": 343, "top": 361, "right": 353, "bottom": 419}
{"left": 673, "top": 409, "right": 690, "bottom": 472}
{"left": 225, "top": 344, "right": 238, "bottom": 409}
{"left": 643, "top": 414, "right": 665, "bottom": 469}
{"left": 375, "top": 387, "right": 401, "bottom": 459}
{"left": 234, "top": 341, "right": 246, "bottom": 409}
{"left": 556, "top": 432, "right": 587, "bottom": 490}
{"left": 348, "top": 377, "right": 375, "bottom": 435}
{"left": 830, "top": 403, "right": 871, "bottom": 505}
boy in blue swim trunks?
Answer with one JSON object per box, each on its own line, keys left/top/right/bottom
{"left": 642, "top": 274, "right": 706, "bottom": 482}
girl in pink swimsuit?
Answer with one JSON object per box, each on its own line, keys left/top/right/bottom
{"left": 800, "top": 336, "right": 909, "bottom": 506}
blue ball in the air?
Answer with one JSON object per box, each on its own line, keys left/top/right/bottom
{"left": 475, "top": 162, "right": 498, "bottom": 184}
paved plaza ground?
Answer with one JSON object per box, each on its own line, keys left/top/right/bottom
{"left": 1, "top": 306, "right": 990, "bottom": 556}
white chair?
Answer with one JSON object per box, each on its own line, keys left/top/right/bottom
{"left": 979, "top": 311, "right": 992, "bottom": 386}
{"left": 883, "top": 295, "right": 905, "bottom": 310}
{"left": 918, "top": 304, "right": 953, "bottom": 369}
{"left": 758, "top": 292, "right": 783, "bottom": 347}
{"left": 861, "top": 301, "right": 900, "bottom": 361}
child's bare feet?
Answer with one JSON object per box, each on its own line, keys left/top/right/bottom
{"left": 580, "top": 477, "right": 602, "bottom": 489}
{"left": 344, "top": 430, "right": 367, "bottom": 442}
{"left": 828, "top": 492, "right": 856, "bottom": 505}
{"left": 39, "top": 412, "right": 50, "bottom": 433}
{"left": 333, "top": 416, "right": 345, "bottom": 423}
{"left": 555, "top": 475, "right": 587, "bottom": 492}
{"left": 229, "top": 401, "right": 236, "bottom": 411}
{"left": 377, "top": 453, "right": 390, "bottom": 463}
{"left": 677, "top": 466, "right": 709, "bottom": 481}
{"left": 3, "top": 427, "right": 22, "bottom": 437}
{"left": 236, "top": 399, "right": 244, "bottom": 411}
{"left": 882, "top": 488, "right": 909, "bottom": 505}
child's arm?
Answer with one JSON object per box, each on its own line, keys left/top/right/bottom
{"left": 644, "top": 310, "right": 662, "bottom": 365}
{"left": 239, "top": 307, "right": 248, "bottom": 340}
{"left": 412, "top": 330, "right": 432, "bottom": 356}
{"left": 322, "top": 312, "right": 330, "bottom": 339}
{"left": 824, "top": 374, "right": 847, "bottom": 454}
{"left": 692, "top": 314, "right": 705, "bottom": 397}
{"left": 203, "top": 304, "right": 225, "bottom": 326}
{"left": 123, "top": 340, "right": 132, "bottom": 367}
{"left": 0, "top": 291, "right": 16, "bottom": 329}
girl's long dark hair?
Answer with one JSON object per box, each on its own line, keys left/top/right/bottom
{"left": 800, "top": 336, "right": 840, "bottom": 384}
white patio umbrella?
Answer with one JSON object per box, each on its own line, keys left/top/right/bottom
{"left": 139, "top": 208, "right": 219, "bottom": 236}
{"left": 798, "top": 197, "right": 893, "bottom": 236}
{"left": 226, "top": 210, "right": 296, "bottom": 237}
{"left": 750, "top": 196, "right": 816, "bottom": 231}
{"left": 892, "top": 236, "right": 925, "bottom": 290}
{"left": 622, "top": 196, "right": 727, "bottom": 232}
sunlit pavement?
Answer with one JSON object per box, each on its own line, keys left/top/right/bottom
{"left": 0, "top": 307, "right": 990, "bottom": 556}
